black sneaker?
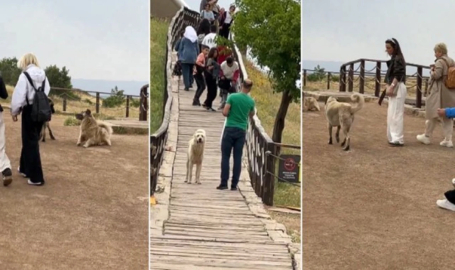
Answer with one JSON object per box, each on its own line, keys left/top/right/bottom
{"left": 216, "top": 185, "right": 228, "bottom": 190}
{"left": 2, "top": 168, "right": 12, "bottom": 187}
{"left": 388, "top": 142, "right": 404, "bottom": 147}
{"left": 230, "top": 186, "right": 238, "bottom": 191}
{"left": 192, "top": 100, "right": 201, "bottom": 106}
{"left": 207, "top": 107, "right": 216, "bottom": 112}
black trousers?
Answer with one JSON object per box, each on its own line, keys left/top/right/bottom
{"left": 220, "top": 23, "right": 231, "bottom": 39}
{"left": 203, "top": 75, "right": 217, "bottom": 108}
{"left": 193, "top": 73, "right": 206, "bottom": 102}
{"left": 19, "top": 105, "right": 44, "bottom": 183}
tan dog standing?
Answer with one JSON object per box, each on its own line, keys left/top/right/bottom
{"left": 325, "top": 94, "right": 364, "bottom": 151}
{"left": 75, "top": 109, "right": 113, "bottom": 148}
{"left": 185, "top": 129, "right": 206, "bottom": 184}
{"left": 303, "top": 96, "right": 321, "bottom": 112}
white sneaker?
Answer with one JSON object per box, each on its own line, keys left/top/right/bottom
{"left": 440, "top": 140, "right": 454, "bottom": 148}
{"left": 452, "top": 178, "right": 455, "bottom": 187}
{"left": 436, "top": 199, "right": 455, "bottom": 211}
{"left": 416, "top": 134, "right": 431, "bottom": 145}
{"left": 17, "top": 167, "right": 27, "bottom": 178}
{"left": 27, "top": 179, "right": 44, "bottom": 186}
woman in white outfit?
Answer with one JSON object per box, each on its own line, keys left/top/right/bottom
{"left": 11, "top": 53, "right": 50, "bottom": 186}
{"left": 416, "top": 43, "right": 455, "bottom": 147}
{"left": 384, "top": 38, "right": 407, "bottom": 146}
{"left": 0, "top": 76, "right": 12, "bottom": 186}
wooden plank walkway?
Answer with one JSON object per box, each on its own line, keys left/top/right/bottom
{"left": 150, "top": 52, "right": 295, "bottom": 270}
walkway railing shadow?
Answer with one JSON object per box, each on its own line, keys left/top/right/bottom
{"left": 151, "top": 6, "right": 300, "bottom": 206}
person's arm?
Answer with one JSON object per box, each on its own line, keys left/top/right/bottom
{"left": 249, "top": 100, "right": 256, "bottom": 117}
{"left": 174, "top": 38, "right": 181, "bottom": 52}
{"left": 219, "top": 61, "right": 226, "bottom": 78}
{"left": 432, "top": 59, "right": 444, "bottom": 80}
{"left": 44, "top": 77, "right": 51, "bottom": 96}
{"left": 444, "top": 107, "right": 455, "bottom": 118}
{"left": 196, "top": 54, "right": 204, "bottom": 67}
{"left": 178, "top": 39, "right": 184, "bottom": 57}
{"left": 11, "top": 74, "right": 28, "bottom": 116}
{"left": 392, "top": 57, "right": 406, "bottom": 84}
{"left": 0, "top": 76, "right": 8, "bottom": 100}
{"left": 232, "top": 64, "right": 240, "bottom": 82}
{"left": 222, "top": 94, "right": 233, "bottom": 117}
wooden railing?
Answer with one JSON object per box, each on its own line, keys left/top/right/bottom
{"left": 302, "top": 58, "right": 432, "bottom": 108}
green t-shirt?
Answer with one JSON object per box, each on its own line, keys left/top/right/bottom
{"left": 225, "top": 93, "right": 255, "bottom": 131}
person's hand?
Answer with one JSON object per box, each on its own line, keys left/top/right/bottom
{"left": 437, "top": 108, "right": 446, "bottom": 117}
{"left": 386, "top": 85, "right": 394, "bottom": 96}
{"left": 12, "top": 115, "right": 17, "bottom": 122}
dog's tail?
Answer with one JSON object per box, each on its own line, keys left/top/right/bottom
{"left": 349, "top": 93, "right": 364, "bottom": 114}
{"left": 97, "top": 121, "right": 114, "bottom": 135}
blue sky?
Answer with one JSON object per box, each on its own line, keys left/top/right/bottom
{"left": 302, "top": 0, "right": 455, "bottom": 72}
{"left": 0, "top": 0, "right": 148, "bottom": 81}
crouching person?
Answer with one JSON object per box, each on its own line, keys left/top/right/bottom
{"left": 218, "top": 56, "right": 239, "bottom": 110}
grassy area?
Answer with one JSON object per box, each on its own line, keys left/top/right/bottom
{"left": 4, "top": 86, "right": 140, "bottom": 119}
{"left": 150, "top": 18, "right": 169, "bottom": 133}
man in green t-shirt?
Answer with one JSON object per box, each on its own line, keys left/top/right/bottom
{"left": 217, "top": 79, "right": 255, "bottom": 190}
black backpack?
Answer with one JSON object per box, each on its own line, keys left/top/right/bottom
{"left": 172, "top": 60, "right": 182, "bottom": 77}
{"left": 23, "top": 72, "right": 52, "bottom": 123}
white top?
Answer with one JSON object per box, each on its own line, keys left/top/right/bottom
{"left": 201, "top": 33, "right": 217, "bottom": 49}
{"left": 11, "top": 64, "right": 51, "bottom": 115}
{"left": 220, "top": 61, "right": 239, "bottom": 79}
{"left": 224, "top": 12, "right": 233, "bottom": 24}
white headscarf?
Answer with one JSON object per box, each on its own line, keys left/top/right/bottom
{"left": 183, "top": 26, "right": 197, "bottom": 43}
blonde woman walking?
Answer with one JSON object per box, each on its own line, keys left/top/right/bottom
{"left": 11, "top": 53, "right": 51, "bottom": 186}
{"left": 417, "top": 43, "right": 455, "bottom": 147}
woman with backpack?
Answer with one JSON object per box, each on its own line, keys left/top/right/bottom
{"left": 416, "top": 43, "right": 455, "bottom": 148}
{"left": 10, "top": 53, "right": 51, "bottom": 186}
{"left": 178, "top": 26, "right": 199, "bottom": 91}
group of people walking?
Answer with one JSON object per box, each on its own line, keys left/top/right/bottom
{"left": 383, "top": 38, "right": 455, "bottom": 211}
{"left": 175, "top": 2, "right": 239, "bottom": 111}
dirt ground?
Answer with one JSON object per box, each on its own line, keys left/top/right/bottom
{"left": 303, "top": 101, "right": 455, "bottom": 270}
{"left": 0, "top": 114, "right": 148, "bottom": 270}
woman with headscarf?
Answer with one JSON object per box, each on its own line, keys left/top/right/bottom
{"left": 178, "top": 26, "right": 199, "bottom": 91}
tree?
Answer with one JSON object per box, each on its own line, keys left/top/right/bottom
{"left": 103, "top": 86, "right": 126, "bottom": 108}
{"left": 232, "top": 0, "right": 301, "bottom": 145}
{"left": 0, "top": 57, "right": 21, "bottom": 85}
{"left": 307, "top": 65, "right": 326, "bottom": 81}
{"left": 44, "top": 65, "right": 72, "bottom": 88}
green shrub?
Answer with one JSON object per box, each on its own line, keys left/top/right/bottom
{"left": 64, "top": 117, "right": 81, "bottom": 126}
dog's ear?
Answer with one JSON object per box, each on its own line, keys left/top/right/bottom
{"left": 86, "top": 109, "right": 91, "bottom": 116}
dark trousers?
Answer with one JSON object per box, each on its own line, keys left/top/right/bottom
{"left": 181, "top": 63, "right": 194, "bottom": 89}
{"left": 220, "top": 127, "right": 246, "bottom": 188}
{"left": 220, "top": 23, "right": 231, "bottom": 39}
{"left": 203, "top": 75, "right": 217, "bottom": 108}
{"left": 19, "top": 105, "right": 44, "bottom": 183}
{"left": 445, "top": 189, "right": 455, "bottom": 204}
{"left": 193, "top": 73, "right": 206, "bottom": 102}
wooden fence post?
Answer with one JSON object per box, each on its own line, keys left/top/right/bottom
{"left": 96, "top": 92, "right": 100, "bottom": 114}
{"left": 63, "top": 97, "right": 67, "bottom": 112}
{"left": 327, "top": 72, "right": 331, "bottom": 89}
{"left": 340, "top": 66, "right": 346, "bottom": 92}
{"left": 375, "top": 61, "right": 381, "bottom": 97}
{"left": 139, "top": 84, "right": 148, "bottom": 121}
{"left": 416, "top": 67, "right": 423, "bottom": 108}
{"left": 126, "top": 95, "right": 130, "bottom": 118}
{"left": 359, "top": 60, "right": 365, "bottom": 94}
{"left": 348, "top": 63, "right": 354, "bottom": 92}
{"left": 263, "top": 143, "right": 276, "bottom": 206}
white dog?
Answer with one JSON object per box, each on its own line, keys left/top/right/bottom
{"left": 185, "top": 129, "right": 206, "bottom": 184}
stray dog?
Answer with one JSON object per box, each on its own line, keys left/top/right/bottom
{"left": 303, "top": 96, "right": 320, "bottom": 112}
{"left": 325, "top": 94, "right": 364, "bottom": 151}
{"left": 40, "top": 98, "right": 56, "bottom": 142}
{"left": 75, "top": 109, "right": 113, "bottom": 148}
{"left": 185, "top": 129, "right": 206, "bottom": 184}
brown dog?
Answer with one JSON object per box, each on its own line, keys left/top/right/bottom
{"left": 75, "top": 109, "right": 113, "bottom": 148}
{"left": 40, "top": 98, "right": 56, "bottom": 142}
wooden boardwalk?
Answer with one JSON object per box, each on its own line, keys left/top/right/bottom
{"left": 150, "top": 53, "right": 295, "bottom": 270}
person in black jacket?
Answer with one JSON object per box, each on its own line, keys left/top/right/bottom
{"left": 0, "top": 75, "right": 13, "bottom": 186}
{"left": 384, "top": 38, "right": 407, "bottom": 146}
